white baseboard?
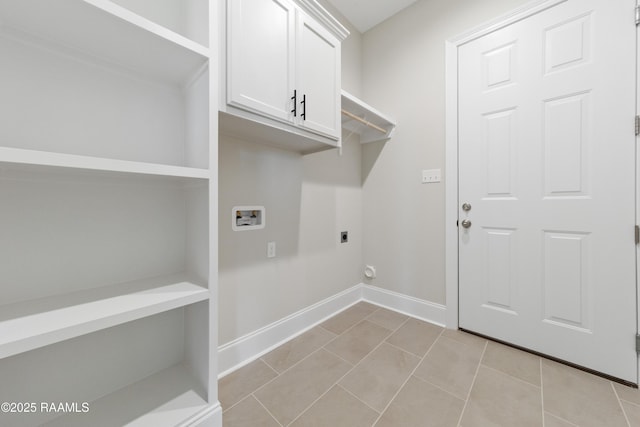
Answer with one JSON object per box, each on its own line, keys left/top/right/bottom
{"left": 189, "top": 403, "right": 222, "bottom": 427}
{"left": 217, "top": 283, "right": 448, "bottom": 377}
{"left": 218, "top": 284, "right": 363, "bottom": 376}
{"left": 361, "top": 284, "right": 447, "bottom": 327}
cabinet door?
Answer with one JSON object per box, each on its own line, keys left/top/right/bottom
{"left": 296, "top": 11, "right": 341, "bottom": 140}
{"left": 227, "top": 0, "right": 295, "bottom": 123}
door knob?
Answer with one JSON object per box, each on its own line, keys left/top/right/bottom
{"left": 462, "top": 203, "right": 472, "bottom": 212}
{"left": 461, "top": 219, "right": 472, "bottom": 228}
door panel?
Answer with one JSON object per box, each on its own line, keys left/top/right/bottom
{"left": 227, "top": 0, "right": 295, "bottom": 122}
{"left": 484, "top": 227, "right": 517, "bottom": 313}
{"left": 544, "top": 93, "right": 589, "bottom": 196}
{"left": 458, "top": 0, "right": 637, "bottom": 382}
{"left": 296, "top": 12, "right": 340, "bottom": 139}
{"left": 543, "top": 231, "right": 590, "bottom": 330}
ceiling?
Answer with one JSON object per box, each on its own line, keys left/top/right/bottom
{"left": 325, "top": 0, "right": 419, "bottom": 33}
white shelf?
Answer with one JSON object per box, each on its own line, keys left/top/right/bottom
{"left": 43, "top": 364, "right": 215, "bottom": 427}
{"left": 0, "top": 147, "right": 210, "bottom": 181}
{"left": 0, "top": 274, "right": 209, "bottom": 359}
{"left": 0, "top": 0, "right": 210, "bottom": 86}
{"left": 341, "top": 90, "right": 396, "bottom": 144}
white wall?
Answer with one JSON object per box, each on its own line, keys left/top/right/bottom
{"left": 320, "top": 0, "right": 362, "bottom": 98}
{"left": 109, "top": 0, "right": 209, "bottom": 46}
{"left": 218, "top": 0, "right": 537, "bottom": 345}
{"left": 218, "top": 5, "right": 363, "bottom": 345}
{"left": 361, "top": 0, "right": 531, "bottom": 305}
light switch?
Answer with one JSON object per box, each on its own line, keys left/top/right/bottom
{"left": 422, "top": 169, "right": 441, "bottom": 183}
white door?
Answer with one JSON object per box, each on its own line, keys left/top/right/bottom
{"left": 296, "top": 11, "right": 341, "bottom": 140}
{"left": 458, "top": 0, "right": 637, "bottom": 382}
{"left": 227, "top": 0, "right": 295, "bottom": 123}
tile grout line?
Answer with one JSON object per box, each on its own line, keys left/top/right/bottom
{"left": 322, "top": 345, "right": 359, "bottom": 366}
{"left": 320, "top": 316, "right": 383, "bottom": 345}
{"left": 410, "top": 373, "right": 467, "bottom": 403}
{"left": 545, "top": 412, "right": 581, "bottom": 427}
{"left": 539, "top": 358, "right": 583, "bottom": 427}
{"left": 322, "top": 313, "right": 412, "bottom": 368}
{"left": 319, "top": 310, "right": 405, "bottom": 367}
{"left": 286, "top": 319, "right": 403, "bottom": 426}
{"left": 221, "top": 393, "right": 252, "bottom": 415}
{"left": 283, "top": 374, "right": 341, "bottom": 426}
{"left": 330, "top": 313, "right": 397, "bottom": 340}
{"left": 317, "top": 324, "right": 335, "bottom": 334}
{"left": 275, "top": 305, "right": 412, "bottom": 383}
{"left": 540, "top": 360, "right": 587, "bottom": 427}
{"left": 480, "top": 364, "right": 542, "bottom": 390}
{"left": 222, "top": 306, "right": 441, "bottom": 425}
{"left": 254, "top": 328, "right": 398, "bottom": 427}
{"left": 251, "top": 346, "right": 333, "bottom": 399}
{"left": 252, "top": 309, "right": 379, "bottom": 395}
{"left": 320, "top": 303, "right": 381, "bottom": 336}
{"left": 611, "top": 381, "right": 632, "bottom": 427}
{"left": 259, "top": 356, "right": 281, "bottom": 376}
{"left": 455, "top": 339, "right": 488, "bottom": 427}
{"left": 537, "top": 361, "right": 580, "bottom": 427}
{"left": 223, "top": 330, "right": 342, "bottom": 415}
{"left": 225, "top": 302, "right": 409, "bottom": 416}
{"left": 253, "top": 392, "right": 285, "bottom": 427}
{"left": 364, "top": 310, "right": 411, "bottom": 333}
{"left": 621, "top": 398, "right": 640, "bottom": 408}
{"left": 252, "top": 345, "right": 345, "bottom": 427}
{"left": 384, "top": 339, "right": 430, "bottom": 360}
{"left": 370, "top": 328, "right": 446, "bottom": 426}
{"left": 541, "top": 358, "right": 623, "bottom": 427}
{"left": 336, "top": 383, "right": 383, "bottom": 416}
{"left": 220, "top": 357, "right": 282, "bottom": 414}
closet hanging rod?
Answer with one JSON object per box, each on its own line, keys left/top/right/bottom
{"left": 341, "top": 109, "right": 387, "bottom": 134}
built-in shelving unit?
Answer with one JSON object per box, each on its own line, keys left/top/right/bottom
{"left": 341, "top": 90, "right": 396, "bottom": 143}
{"left": 0, "top": 0, "right": 220, "bottom": 426}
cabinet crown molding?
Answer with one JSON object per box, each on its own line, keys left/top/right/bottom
{"left": 296, "top": 0, "right": 349, "bottom": 41}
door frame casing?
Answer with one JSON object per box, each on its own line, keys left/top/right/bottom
{"left": 636, "top": 0, "right": 640, "bottom": 384}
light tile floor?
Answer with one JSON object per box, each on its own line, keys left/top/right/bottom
{"left": 219, "top": 302, "right": 640, "bottom": 427}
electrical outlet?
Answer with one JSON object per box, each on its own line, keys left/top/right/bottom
{"left": 267, "top": 241, "right": 276, "bottom": 258}
{"left": 422, "top": 169, "right": 441, "bottom": 183}
{"left": 341, "top": 231, "right": 348, "bottom": 243}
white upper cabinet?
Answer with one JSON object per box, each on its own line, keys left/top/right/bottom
{"left": 221, "top": 0, "right": 348, "bottom": 154}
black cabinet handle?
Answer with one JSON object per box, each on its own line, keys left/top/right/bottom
{"left": 301, "top": 94, "right": 306, "bottom": 120}
{"left": 291, "top": 90, "right": 297, "bottom": 117}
